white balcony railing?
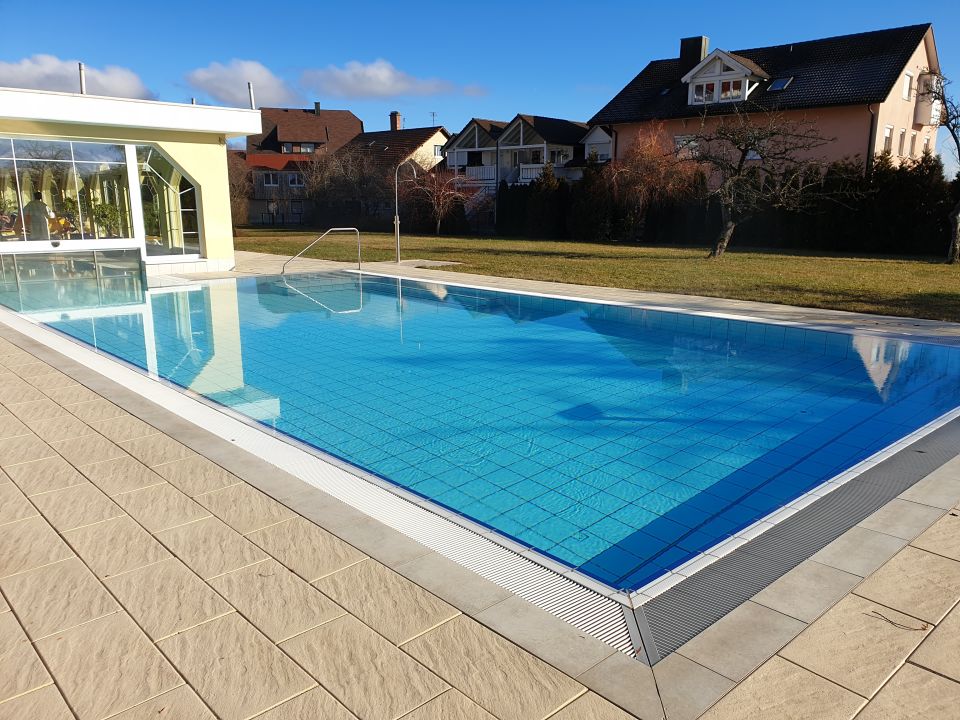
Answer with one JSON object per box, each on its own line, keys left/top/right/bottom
{"left": 519, "top": 163, "right": 545, "bottom": 181}
{"left": 465, "top": 165, "right": 496, "bottom": 181}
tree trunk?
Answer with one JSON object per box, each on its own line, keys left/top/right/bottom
{"left": 947, "top": 199, "right": 960, "bottom": 264}
{"left": 435, "top": 216, "right": 442, "bottom": 236}
{"left": 710, "top": 204, "right": 736, "bottom": 258}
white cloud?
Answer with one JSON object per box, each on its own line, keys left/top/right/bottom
{"left": 0, "top": 54, "right": 152, "bottom": 98}
{"left": 186, "top": 60, "right": 301, "bottom": 107}
{"left": 301, "top": 59, "right": 456, "bottom": 99}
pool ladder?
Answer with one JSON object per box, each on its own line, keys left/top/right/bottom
{"left": 280, "top": 227, "right": 364, "bottom": 314}
{"left": 281, "top": 227, "right": 362, "bottom": 275}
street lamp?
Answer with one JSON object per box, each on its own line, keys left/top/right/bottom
{"left": 394, "top": 159, "right": 418, "bottom": 264}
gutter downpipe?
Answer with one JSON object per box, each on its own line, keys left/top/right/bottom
{"left": 866, "top": 104, "right": 878, "bottom": 173}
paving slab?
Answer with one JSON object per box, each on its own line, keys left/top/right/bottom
{"left": 108, "top": 684, "right": 215, "bottom": 719}
{"left": 853, "top": 546, "right": 960, "bottom": 624}
{"left": 403, "top": 614, "right": 583, "bottom": 720}
{"left": 114, "top": 481, "right": 211, "bottom": 532}
{"left": 810, "top": 526, "right": 908, "bottom": 577}
{"left": 195, "top": 481, "right": 295, "bottom": 535}
{"left": 855, "top": 663, "right": 960, "bottom": 719}
{"left": 910, "top": 605, "right": 960, "bottom": 682}
{"left": 0, "top": 685, "right": 74, "bottom": 720}
{"left": 89, "top": 415, "right": 158, "bottom": 443}
{"left": 80, "top": 456, "right": 166, "bottom": 496}
{"left": 156, "top": 516, "right": 268, "bottom": 580}
{"left": 857, "top": 499, "right": 947, "bottom": 541}
{"left": 400, "top": 690, "right": 497, "bottom": 720}
{"left": 3, "top": 455, "right": 87, "bottom": 495}
{"left": 0, "top": 611, "right": 51, "bottom": 704}
{"left": 548, "top": 692, "right": 637, "bottom": 720}
{"left": 676, "top": 601, "right": 806, "bottom": 682}
{"left": 152, "top": 455, "right": 242, "bottom": 496}
{"left": 253, "top": 686, "right": 357, "bottom": 720}
{"left": 0, "top": 482, "right": 37, "bottom": 526}
{"left": 105, "top": 557, "right": 233, "bottom": 641}
{"left": 574, "top": 644, "right": 664, "bottom": 720}
{"left": 910, "top": 510, "right": 960, "bottom": 561}
{"left": 898, "top": 460, "right": 960, "bottom": 509}
{"left": 51, "top": 433, "right": 125, "bottom": 466}
{"left": 158, "top": 613, "right": 315, "bottom": 720}
{"left": 699, "top": 656, "right": 864, "bottom": 720}
{"left": 0, "top": 557, "right": 118, "bottom": 640}
{"left": 652, "top": 652, "right": 734, "bottom": 720}
{"left": 315, "top": 558, "right": 459, "bottom": 645}
{"left": 393, "top": 551, "right": 512, "bottom": 615}
{"left": 779, "top": 594, "right": 931, "bottom": 698}
{"left": 119, "top": 434, "right": 194, "bottom": 467}
{"left": 0, "top": 516, "right": 73, "bottom": 579}
{"left": 209, "top": 559, "right": 344, "bottom": 643}
{"left": 751, "top": 559, "right": 862, "bottom": 623}
{"left": 31, "top": 482, "right": 123, "bottom": 531}
{"left": 0, "top": 433, "right": 55, "bottom": 466}
{"left": 35, "top": 612, "right": 182, "bottom": 720}
{"left": 281, "top": 614, "right": 447, "bottom": 720}
{"left": 246, "top": 516, "right": 366, "bottom": 582}
{"left": 64, "top": 515, "right": 170, "bottom": 579}
{"left": 27, "top": 414, "right": 96, "bottom": 442}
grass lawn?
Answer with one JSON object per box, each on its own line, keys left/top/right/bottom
{"left": 235, "top": 229, "right": 960, "bottom": 323}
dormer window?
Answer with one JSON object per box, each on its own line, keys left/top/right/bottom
{"left": 683, "top": 49, "right": 766, "bottom": 106}
{"left": 720, "top": 80, "right": 744, "bottom": 101}
{"left": 692, "top": 82, "right": 716, "bottom": 104}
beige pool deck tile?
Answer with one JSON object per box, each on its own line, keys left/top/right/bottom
{"left": 751, "top": 560, "right": 863, "bottom": 624}
{"left": 857, "top": 499, "right": 947, "bottom": 542}
{"left": 281, "top": 614, "right": 447, "bottom": 720}
{"left": 0, "top": 414, "right": 29, "bottom": 439}
{"left": 66, "top": 397, "right": 126, "bottom": 423}
{"left": 209, "top": 558, "right": 343, "bottom": 643}
{"left": 0, "top": 557, "right": 118, "bottom": 640}
{"left": 0, "top": 433, "right": 55, "bottom": 467}
{"left": 577, "top": 651, "right": 664, "bottom": 720}
{"left": 315, "top": 558, "right": 459, "bottom": 644}
{"left": 88, "top": 414, "right": 158, "bottom": 443}
{"left": 853, "top": 546, "right": 960, "bottom": 624}
{"left": 159, "top": 613, "right": 315, "bottom": 720}
{"left": 120, "top": 434, "right": 194, "bottom": 467}
{"left": 64, "top": 515, "right": 170, "bottom": 579}
{"left": 402, "top": 614, "right": 583, "bottom": 720}
{"left": 0, "top": 516, "right": 73, "bottom": 579}
{"left": 910, "top": 605, "right": 960, "bottom": 681}
{"left": 4, "top": 455, "right": 88, "bottom": 495}
{"left": 254, "top": 686, "right": 357, "bottom": 720}
{"left": 779, "top": 594, "right": 931, "bottom": 698}
{"left": 26, "top": 414, "right": 96, "bottom": 443}
{"left": 0, "top": 382, "right": 45, "bottom": 405}
{"left": 0, "top": 611, "right": 52, "bottom": 704}
{"left": 8, "top": 361, "right": 55, "bottom": 378}
{"left": 79, "top": 455, "right": 165, "bottom": 496}
{"left": 699, "top": 656, "right": 865, "bottom": 720}
{"left": 114, "top": 482, "right": 210, "bottom": 532}
{"left": 25, "top": 370, "right": 78, "bottom": 392}
{"left": 810, "top": 526, "right": 909, "bottom": 578}
{"left": 910, "top": 510, "right": 960, "bottom": 561}
{"left": 43, "top": 384, "right": 100, "bottom": 406}
{"left": 651, "top": 652, "right": 733, "bottom": 720}
{"left": 104, "top": 557, "right": 233, "bottom": 641}
{"left": 0, "top": 468, "right": 8, "bottom": 486}
{"left": 855, "top": 663, "right": 960, "bottom": 719}
{"left": 51, "top": 433, "right": 126, "bottom": 467}
{"left": 196, "top": 482, "right": 295, "bottom": 535}
{"left": 676, "top": 601, "right": 806, "bottom": 683}
{"left": 109, "top": 684, "right": 215, "bottom": 719}
{"left": 5, "top": 397, "right": 70, "bottom": 422}
{"left": 31, "top": 482, "right": 123, "bottom": 532}
{"left": 35, "top": 612, "right": 183, "bottom": 720}
{"left": 0, "top": 483, "right": 37, "bottom": 526}
{"left": 156, "top": 516, "right": 268, "bottom": 579}
{"left": 247, "top": 517, "right": 366, "bottom": 582}
{"left": 401, "top": 689, "right": 498, "bottom": 720}
{"left": 152, "top": 455, "right": 242, "bottom": 496}
{"left": 0, "top": 685, "right": 74, "bottom": 720}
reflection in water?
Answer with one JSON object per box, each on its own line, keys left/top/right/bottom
{"left": 19, "top": 270, "right": 960, "bottom": 591}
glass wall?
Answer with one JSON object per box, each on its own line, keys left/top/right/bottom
{"left": 0, "top": 138, "right": 132, "bottom": 242}
{"left": 137, "top": 145, "right": 200, "bottom": 256}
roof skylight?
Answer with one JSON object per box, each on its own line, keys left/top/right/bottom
{"left": 768, "top": 77, "right": 794, "bottom": 91}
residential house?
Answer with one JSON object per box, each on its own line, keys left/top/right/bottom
{"left": 245, "top": 104, "right": 363, "bottom": 225}
{"left": 589, "top": 24, "right": 942, "bottom": 169}
{"left": 0, "top": 86, "right": 259, "bottom": 280}
{"left": 338, "top": 112, "right": 450, "bottom": 172}
{"left": 445, "top": 114, "right": 589, "bottom": 190}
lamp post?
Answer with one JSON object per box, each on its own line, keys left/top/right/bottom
{"left": 394, "top": 159, "right": 417, "bottom": 264}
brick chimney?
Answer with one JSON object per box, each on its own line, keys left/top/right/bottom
{"left": 314, "top": 101, "right": 322, "bottom": 115}
{"left": 389, "top": 110, "right": 402, "bottom": 131}
{"left": 679, "top": 36, "right": 710, "bottom": 75}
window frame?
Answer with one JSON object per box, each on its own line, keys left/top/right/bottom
{"left": 262, "top": 172, "right": 279, "bottom": 187}
{"left": 903, "top": 72, "right": 914, "bottom": 100}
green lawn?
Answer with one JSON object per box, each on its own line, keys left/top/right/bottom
{"left": 235, "top": 229, "right": 960, "bottom": 323}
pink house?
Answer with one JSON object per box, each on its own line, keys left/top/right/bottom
{"left": 590, "top": 24, "right": 942, "bottom": 169}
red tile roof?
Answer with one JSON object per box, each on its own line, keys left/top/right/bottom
{"left": 246, "top": 107, "right": 363, "bottom": 156}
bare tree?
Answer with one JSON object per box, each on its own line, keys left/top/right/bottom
{"left": 607, "top": 123, "right": 700, "bottom": 239}
{"left": 226, "top": 151, "right": 252, "bottom": 229}
{"left": 920, "top": 74, "right": 960, "bottom": 263}
{"left": 411, "top": 167, "right": 479, "bottom": 235}
{"left": 688, "top": 107, "right": 832, "bottom": 258}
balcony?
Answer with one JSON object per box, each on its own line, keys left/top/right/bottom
{"left": 518, "top": 164, "right": 545, "bottom": 182}
{"left": 465, "top": 165, "right": 496, "bottom": 182}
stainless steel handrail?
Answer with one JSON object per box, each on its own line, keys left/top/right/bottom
{"left": 281, "top": 227, "right": 361, "bottom": 275}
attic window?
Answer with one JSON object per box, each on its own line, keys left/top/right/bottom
{"left": 768, "top": 77, "right": 793, "bottom": 91}
{"left": 660, "top": 87, "right": 671, "bottom": 96}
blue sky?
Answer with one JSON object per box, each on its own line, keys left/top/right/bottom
{"left": 0, "top": 0, "right": 957, "bottom": 171}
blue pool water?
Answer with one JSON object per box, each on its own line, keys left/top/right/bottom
{"left": 9, "top": 272, "right": 960, "bottom": 591}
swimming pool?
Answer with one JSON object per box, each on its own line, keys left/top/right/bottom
{"left": 9, "top": 271, "right": 960, "bottom": 593}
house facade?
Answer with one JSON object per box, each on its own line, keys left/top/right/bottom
{"left": 0, "top": 86, "right": 259, "bottom": 281}
{"left": 444, "top": 114, "right": 589, "bottom": 191}
{"left": 590, "top": 24, "right": 942, "bottom": 169}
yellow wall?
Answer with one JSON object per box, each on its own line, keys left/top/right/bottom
{"left": 0, "top": 119, "right": 235, "bottom": 261}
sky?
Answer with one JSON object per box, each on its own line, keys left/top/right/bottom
{"left": 0, "top": 0, "right": 957, "bottom": 173}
